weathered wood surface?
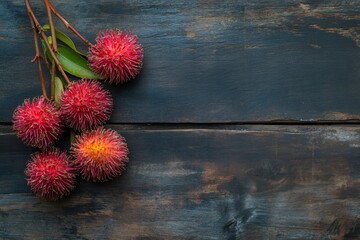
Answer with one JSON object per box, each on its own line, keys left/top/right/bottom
{"left": 1, "top": 125, "right": 360, "bottom": 239}
{"left": 1, "top": 0, "right": 360, "bottom": 122}
{"left": 1, "top": 1, "right": 360, "bottom": 239}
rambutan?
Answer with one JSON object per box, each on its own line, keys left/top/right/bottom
{"left": 13, "top": 96, "right": 63, "bottom": 149}
{"left": 60, "top": 79, "right": 113, "bottom": 131}
{"left": 25, "top": 149, "right": 76, "bottom": 201}
{"left": 88, "top": 29, "right": 143, "bottom": 84}
{"left": 72, "top": 127, "right": 129, "bottom": 182}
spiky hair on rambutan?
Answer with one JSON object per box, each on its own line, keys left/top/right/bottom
{"left": 25, "top": 148, "right": 76, "bottom": 201}
{"left": 88, "top": 29, "right": 143, "bottom": 84}
{"left": 60, "top": 79, "right": 113, "bottom": 131}
{"left": 72, "top": 127, "right": 129, "bottom": 182}
{"left": 13, "top": 96, "right": 64, "bottom": 149}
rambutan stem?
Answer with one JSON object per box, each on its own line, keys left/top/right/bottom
{"left": 45, "top": 0, "right": 57, "bottom": 53}
{"left": 44, "top": 0, "right": 57, "bottom": 99}
{"left": 50, "top": 60, "right": 55, "bottom": 100}
{"left": 26, "top": 8, "right": 48, "bottom": 100}
{"left": 25, "top": 0, "right": 71, "bottom": 85}
{"left": 46, "top": 0, "right": 92, "bottom": 47}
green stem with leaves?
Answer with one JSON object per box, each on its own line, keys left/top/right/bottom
{"left": 25, "top": 0, "right": 71, "bottom": 85}
{"left": 46, "top": 0, "right": 92, "bottom": 47}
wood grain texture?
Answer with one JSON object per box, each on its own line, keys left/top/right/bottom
{"left": 1, "top": 125, "right": 360, "bottom": 239}
{"left": 1, "top": 1, "right": 360, "bottom": 239}
{"left": 1, "top": 0, "right": 360, "bottom": 123}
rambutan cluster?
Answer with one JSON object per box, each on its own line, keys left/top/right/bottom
{"left": 72, "top": 127, "right": 129, "bottom": 182}
{"left": 13, "top": 23, "right": 142, "bottom": 201}
{"left": 60, "top": 79, "right": 113, "bottom": 131}
{"left": 89, "top": 29, "right": 143, "bottom": 84}
{"left": 25, "top": 149, "right": 76, "bottom": 201}
{"left": 13, "top": 96, "right": 63, "bottom": 149}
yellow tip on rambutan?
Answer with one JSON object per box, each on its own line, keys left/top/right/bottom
{"left": 72, "top": 127, "right": 129, "bottom": 182}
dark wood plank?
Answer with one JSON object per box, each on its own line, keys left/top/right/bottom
{"left": 1, "top": 125, "right": 360, "bottom": 239}
{"left": 1, "top": 1, "right": 360, "bottom": 123}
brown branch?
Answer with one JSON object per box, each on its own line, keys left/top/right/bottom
{"left": 44, "top": 0, "right": 57, "bottom": 100}
{"left": 26, "top": 8, "right": 48, "bottom": 99}
{"left": 44, "top": 0, "right": 57, "bottom": 52}
{"left": 25, "top": 0, "right": 71, "bottom": 85}
{"left": 50, "top": 60, "right": 55, "bottom": 100}
{"left": 46, "top": 0, "right": 92, "bottom": 47}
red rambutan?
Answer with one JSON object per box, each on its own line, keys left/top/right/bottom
{"left": 25, "top": 149, "right": 76, "bottom": 201}
{"left": 72, "top": 127, "right": 129, "bottom": 182}
{"left": 13, "top": 96, "right": 63, "bottom": 149}
{"left": 60, "top": 79, "right": 113, "bottom": 131}
{"left": 88, "top": 29, "right": 143, "bottom": 84}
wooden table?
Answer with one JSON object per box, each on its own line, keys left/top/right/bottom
{"left": 1, "top": 1, "right": 360, "bottom": 239}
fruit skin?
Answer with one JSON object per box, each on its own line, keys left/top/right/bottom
{"left": 13, "top": 96, "right": 64, "bottom": 149}
{"left": 88, "top": 29, "right": 143, "bottom": 84}
{"left": 60, "top": 79, "right": 113, "bottom": 131}
{"left": 72, "top": 127, "right": 129, "bottom": 182}
{"left": 25, "top": 149, "right": 76, "bottom": 201}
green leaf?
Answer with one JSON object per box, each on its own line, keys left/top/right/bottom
{"left": 56, "top": 44, "right": 100, "bottom": 79}
{"left": 43, "top": 24, "right": 85, "bottom": 56}
{"left": 54, "top": 76, "right": 64, "bottom": 104}
{"left": 41, "top": 39, "right": 49, "bottom": 60}
{"left": 48, "top": 36, "right": 53, "bottom": 45}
